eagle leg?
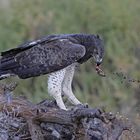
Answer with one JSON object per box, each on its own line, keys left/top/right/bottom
{"left": 48, "top": 69, "right": 67, "bottom": 110}
{"left": 62, "top": 63, "right": 81, "bottom": 105}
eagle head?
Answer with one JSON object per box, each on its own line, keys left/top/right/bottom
{"left": 91, "top": 35, "right": 104, "bottom": 66}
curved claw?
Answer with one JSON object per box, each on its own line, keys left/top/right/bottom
{"left": 73, "top": 103, "right": 89, "bottom": 110}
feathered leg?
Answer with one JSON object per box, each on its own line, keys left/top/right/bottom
{"left": 48, "top": 69, "right": 67, "bottom": 110}
{"left": 62, "top": 63, "right": 81, "bottom": 105}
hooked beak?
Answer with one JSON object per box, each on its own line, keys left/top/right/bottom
{"left": 94, "top": 54, "right": 103, "bottom": 66}
{"left": 96, "top": 58, "right": 103, "bottom": 66}
{"left": 96, "top": 61, "right": 101, "bottom": 66}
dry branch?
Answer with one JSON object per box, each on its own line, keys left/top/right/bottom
{"left": 0, "top": 83, "right": 134, "bottom": 140}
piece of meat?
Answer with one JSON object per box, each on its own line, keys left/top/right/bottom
{"left": 95, "top": 65, "right": 106, "bottom": 77}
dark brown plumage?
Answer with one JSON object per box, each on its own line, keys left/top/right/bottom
{"left": 0, "top": 34, "right": 104, "bottom": 79}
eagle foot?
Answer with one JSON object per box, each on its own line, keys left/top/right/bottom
{"left": 70, "top": 103, "right": 88, "bottom": 111}
{"left": 71, "top": 106, "right": 103, "bottom": 123}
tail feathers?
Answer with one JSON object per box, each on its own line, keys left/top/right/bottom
{"left": 0, "top": 70, "right": 15, "bottom": 80}
{"left": 0, "top": 59, "right": 19, "bottom": 70}
{"left": 0, "top": 50, "right": 19, "bottom": 77}
{"left": 0, "top": 41, "right": 35, "bottom": 80}
{"left": 0, "top": 56, "right": 17, "bottom": 80}
{"left": 0, "top": 74, "right": 11, "bottom": 80}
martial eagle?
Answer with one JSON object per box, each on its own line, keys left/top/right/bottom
{"left": 0, "top": 34, "right": 104, "bottom": 110}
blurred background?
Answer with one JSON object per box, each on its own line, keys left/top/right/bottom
{"left": 0, "top": 0, "right": 140, "bottom": 138}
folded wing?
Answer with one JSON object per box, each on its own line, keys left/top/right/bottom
{"left": 0, "top": 38, "right": 85, "bottom": 79}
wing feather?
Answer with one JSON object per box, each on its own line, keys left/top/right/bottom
{"left": 13, "top": 39, "right": 85, "bottom": 79}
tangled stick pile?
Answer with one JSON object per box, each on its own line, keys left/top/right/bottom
{"left": 0, "top": 83, "right": 134, "bottom": 140}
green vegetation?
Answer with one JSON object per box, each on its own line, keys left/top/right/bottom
{"left": 0, "top": 0, "right": 140, "bottom": 125}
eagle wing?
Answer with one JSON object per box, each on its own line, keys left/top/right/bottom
{"left": 9, "top": 39, "right": 85, "bottom": 79}
{"left": 1, "top": 35, "right": 61, "bottom": 57}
